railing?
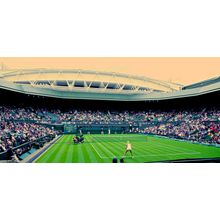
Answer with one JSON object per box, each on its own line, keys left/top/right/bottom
{"left": 0, "top": 134, "right": 56, "bottom": 161}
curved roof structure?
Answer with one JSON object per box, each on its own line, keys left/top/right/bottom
{"left": 182, "top": 76, "right": 220, "bottom": 90}
{"left": 0, "top": 69, "right": 181, "bottom": 93}
{"left": 0, "top": 69, "right": 219, "bottom": 101}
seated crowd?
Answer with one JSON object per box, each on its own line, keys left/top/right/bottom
{"left": 1, "top": 106, "right": 219, "bottom": 124}
{"left": 0, "top": 106, "right": 219, "bottom": 152}
{"left": 0, "top": 121, "right": 57, "bottom": 155}
{"left": 139, "top": 121, "right": 220, "bottom": 145}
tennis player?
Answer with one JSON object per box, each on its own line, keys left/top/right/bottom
{"left": 123, "top": 141, "right": 134, "bottom": 158}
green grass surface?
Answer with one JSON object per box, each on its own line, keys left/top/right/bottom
{"left": 35, "top": 134, "right": 220, "bottom": 163}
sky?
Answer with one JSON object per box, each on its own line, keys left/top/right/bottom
{"left": 0, "top": 57, "right": 220, "bottom": 85}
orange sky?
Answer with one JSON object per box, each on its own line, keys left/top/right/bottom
{"left": 0, "top": 57, "right": 220, "bottom": 85}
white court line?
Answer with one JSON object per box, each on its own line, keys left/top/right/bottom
{"left": 92, "top": 136, "right": 116, "bottom": 157}
{"left": 32, "top": 135, "right": 64, "bottom": 162}
{"left": 88, "top": 138, "right": 103, "bottom": 159}
{"left": 101, "top": 152, "right": 201, "bottom": 159}
{"left": 88, "top": 135, "right": 203, "bottom": 160}
{"left": 91, "top": 135, "right": 140, "bottom": 138}
{"left": 149, "top": 138, "right": 199, "bottom": 154}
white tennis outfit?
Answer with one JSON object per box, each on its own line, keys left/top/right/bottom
{"left": 126, "top": 143, "right": 132, "bottom": 150}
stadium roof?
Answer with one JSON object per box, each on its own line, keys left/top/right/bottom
{"left": 0, "top": 69, "right": 219, "bottom": 101}
{"left": 182, "top": 76, "right": 220, "bottom": 90}
{"left": 0, "top": 68, "right": 181, "bottom": 92}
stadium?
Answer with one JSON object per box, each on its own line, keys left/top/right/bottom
{"left": 0, "top": 68, "right": 220, "bottom": 163}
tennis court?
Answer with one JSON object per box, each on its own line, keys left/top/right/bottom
{"left": 34, "top": 134, "right": 220, "bottom": 163}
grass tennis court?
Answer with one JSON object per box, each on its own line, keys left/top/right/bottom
{"left": 35, "top": 134, "right": 220, "bottom": 163}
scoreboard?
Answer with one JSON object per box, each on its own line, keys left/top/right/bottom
{"left": 63, "top": 124, "right": 133, "bottom": 134}
{"left": 64, "top": 124, "right": 77, "bottom": 134}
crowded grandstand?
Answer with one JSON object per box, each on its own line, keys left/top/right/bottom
{"left": 0, "top": 69, "right": 219, "bottom": 162}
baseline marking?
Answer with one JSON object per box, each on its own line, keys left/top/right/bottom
{"left": 101, "top": 152, "right": 201, "bottom": 159}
